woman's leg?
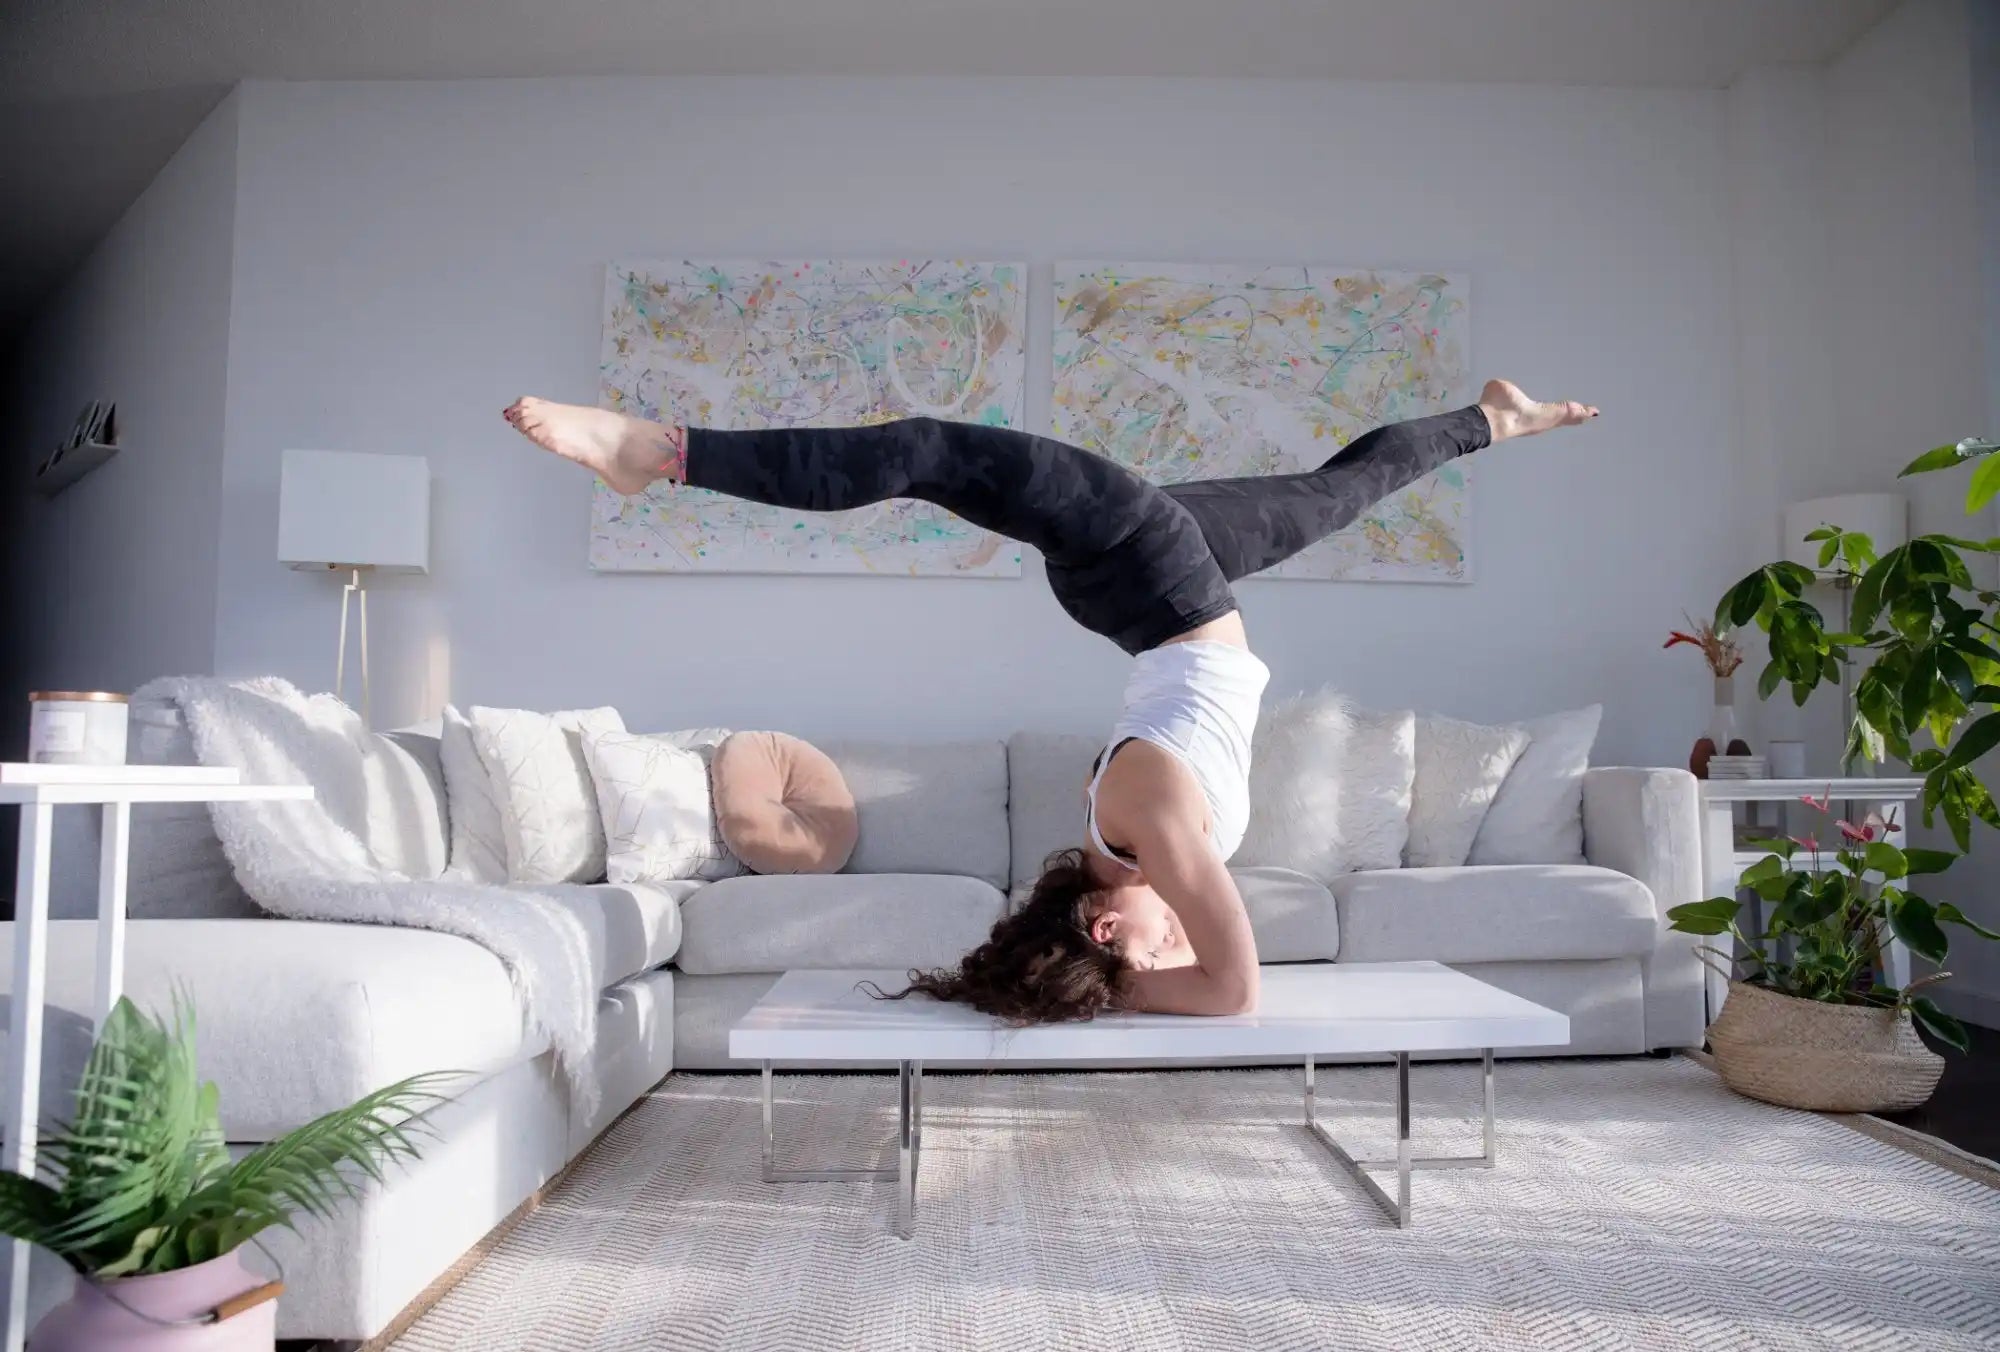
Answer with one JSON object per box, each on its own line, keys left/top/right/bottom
{"left": 1161, "top": 379, "right": 1595, "bottom": 581}
{"left": 503, "top": 400, "right": 1233, "bottom": 654}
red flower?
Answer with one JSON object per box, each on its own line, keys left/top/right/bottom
{"left": 1663, "top": 631, "right": 1702, "bottom": 649}
{"left": 1836, "top": 819, "right": 1873, "bottom": 844}
{"left": 1789, "top": 835, "right": 1820, "bottom": 852}
{"left": 1799, "top": 792, "right": 1831, "bottom": 813}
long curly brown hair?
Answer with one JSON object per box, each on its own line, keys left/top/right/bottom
{"left": 875, "top": 848, "right": 1127, "bottom": 1024}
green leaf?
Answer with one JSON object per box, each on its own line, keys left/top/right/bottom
{"left": 1901, "top": 439, "right": 1997, "bottom": 477}
{"left": 1969, "top": 454, "right": 2000, "bottom": 514}
{"left": 1667, "top": 897, "right": 1741, "bottom": 935}
{"left": 1902, "top": 847, "right": 1959, "bottom": 876}
{"left": 1902, "top": 654, "right": 1939, "bottom": 733}
{"left": 1739, "top": 855, "right": 1786, "bottom": 887}
{"left": 1863, "top": 841, "right": 1909, "bottom": 879}
{"left": 1935, "top": 901, "right": 2000, "bottom": 939}
{"left": 1889, "top": 894, "right": 1950, "bottom": 964}
{"left": 1851, "top": 553, "right": 1894, "bottom": 632}
{"left": 1771, "top": 562, "right": 1816, "bottom": 596}
{"left": 1936, "top": 647, "right": 1977, "bottom": 704}
{"left": 1727, "top": 572, "right": 1768, "bottom": 628}
{"left": 1803, "top": 526, "right": 1840, "bottom": 541}
{"left": 1944, "top": 711, "right": 2000, "bottom": 770}
{"left": 1910, "top": 996, "right": 1972, "bottom": 1053}
{"left": 1757, "top": 659, "right": 1783, "bottom": 700}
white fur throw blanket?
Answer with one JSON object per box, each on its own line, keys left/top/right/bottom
{"left": 135, "top": 676, "right": 600, "bottom": 1116}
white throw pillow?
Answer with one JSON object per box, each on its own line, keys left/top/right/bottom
{"left": 1406, "top": 714, "right": 1531, "bottom": 868}
{"left": 1468, "top": 704, "right": 1603, "bottom": 866}
{"left": 583, "top": 729, "right": 743, "bottom": 884}
{"left": 469, "top": 705, "right": 626, "bottom": 884}
{"left": 439, "top": 704, "right": 508, "bottom": 884}
{"left": 1236, "top": 690, "right": 1415, "bottom": 880}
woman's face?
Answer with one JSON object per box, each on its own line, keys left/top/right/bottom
{"left": 1087, "top": 882, "right": 1193, "bottom": 971}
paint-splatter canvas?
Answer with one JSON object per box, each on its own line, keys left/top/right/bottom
{"left": 592, "top": 259, "right": 1027, "bottom": 575}
{"left": 1052, "top": 263, "right": 1473, "bottom": 582}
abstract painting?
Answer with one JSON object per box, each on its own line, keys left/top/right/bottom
{"left": 1052, "top": 262, "right": 1473, "bottom": 581}
{"left": 592, "top": 259, "right": 1027, "bottom": 575}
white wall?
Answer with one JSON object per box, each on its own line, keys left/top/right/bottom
{"left": 0, "top": 93, "right": 241, "bottom": 750}
{"left": 212, "top": 75, "right": 1736, "bottom": 761}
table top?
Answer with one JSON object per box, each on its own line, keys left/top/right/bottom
{"left": 729, "top": 961, "right": 1570, "bottom": 1063}
{"left": 1699, "top": 776, "right": 1923, "bottom": 803}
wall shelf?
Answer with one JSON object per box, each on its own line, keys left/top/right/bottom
{"left": 33, "top": 441, "right": 120, "bottom": 497}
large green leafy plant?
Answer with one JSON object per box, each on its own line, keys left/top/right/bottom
{"left": 1668, "top": 435, "right": 2000, "bottom": 1051}
{"left": 0, "top": 997, "right": 448, "bottom": 1277}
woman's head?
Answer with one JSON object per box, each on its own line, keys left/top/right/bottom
{"left": 886, "top": 848, "right": 1186, "bottom": 1024}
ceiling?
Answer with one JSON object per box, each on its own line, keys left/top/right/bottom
{"left": 0, "top": 0, "right": 1899, "bottom": 343}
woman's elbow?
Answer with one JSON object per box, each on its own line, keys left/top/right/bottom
{"left": 1212, "top": 968, "right": 1260, "bottom": 1016}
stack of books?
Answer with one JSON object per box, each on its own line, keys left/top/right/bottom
{"left": 1707, "top": 754, "right": 1769, "bottom": 780}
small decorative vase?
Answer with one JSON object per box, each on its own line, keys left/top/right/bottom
{"left": 1707, "top": 675, "right": 1738, "bottom": 752}
{"left": 30, "top": 1249, "right": 278, "bottom": 1351}
{"left": 1707, "top": 980, "right": 1944, "bottom": 1112}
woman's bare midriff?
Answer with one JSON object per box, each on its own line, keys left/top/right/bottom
{"left": 1158, "top": 609, "right": 1249, "bottom": 650}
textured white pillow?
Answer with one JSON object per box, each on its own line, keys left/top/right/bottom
{"left": 1237, "top": 691, "right": 1415, "bottom": 880}
{"left": 469, "top": 705, "right": 626, "bottom": 884}
{"left": 584, "top": 729, "right": 743, "bottom": 884}
{"left": 1468, "top": 705, "right": 1603, "bottom": 866}
{"left": 439, "top": 704, "right": 508, "bottom": 884}
{"left": 1406, "top": 714, "right": 1532, "bottom": 868}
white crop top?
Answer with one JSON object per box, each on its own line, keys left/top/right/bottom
{"left": 1085, "top": 640, "right": 1271, "bottom": 869}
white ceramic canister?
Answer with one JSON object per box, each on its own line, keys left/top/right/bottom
{"left": 28, "top": 690, "right": 130, "bottom": 765}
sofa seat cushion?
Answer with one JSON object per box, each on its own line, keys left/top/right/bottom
{"left": 0, "top": 920, "right": 550, "bottom": 1142}
{"left": 675, "top": 873, "right": 1005, "bottom": 975}
{"left": 524, "top": 880, "right": 695, "bottom": 987}
{"left": 1233, "top": 867, "right": 1340, "bottom": 962}
{"left": 1331, "top": 865, "right": 1656, "bottom": 964}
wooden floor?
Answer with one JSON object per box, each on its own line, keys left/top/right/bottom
{"left": 1874, "top": 1019, "right": 2000, "bottom": 1161}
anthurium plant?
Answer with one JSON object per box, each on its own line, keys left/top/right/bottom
{"left": 1667, "top": 435, "right": 2000, "bottom": 1050}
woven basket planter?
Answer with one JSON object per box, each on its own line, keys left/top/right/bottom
{"left": 1708, "top": 980, "right": 1943, "bottom": 1112}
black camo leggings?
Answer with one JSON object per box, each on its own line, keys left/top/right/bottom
{"left": 685, "top": 405, "right": 1491, "bottom": 655}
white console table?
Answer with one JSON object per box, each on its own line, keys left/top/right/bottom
{"left": 1696, "top": 776, "right": 1925, "bottom": 1021}
{"left": 0, "top": 765, "right": 312, "bottom": 1352}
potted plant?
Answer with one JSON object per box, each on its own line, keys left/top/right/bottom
{"left": 1670, "top": 434, "right": 2000, "bottom": 1110}
{"left": 0, "top": 996, "right": 449, "bottom": 1350}
{"left": 1668, "top": 795, "right": 1995, "bottom": 1109}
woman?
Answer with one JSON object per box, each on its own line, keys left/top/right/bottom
{"left": 503, "top": 380, "right": 1597, "bottom": 1022}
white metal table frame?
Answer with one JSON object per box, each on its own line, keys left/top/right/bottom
{"left": 1, "top": 777, "right": 313, "bottom": 1352}
{"left": 1697, "top": 777, "right": 1923, "bottom": 1019}
{"left": 758, "top": 1048, "right": 1499, "bottom": 1236}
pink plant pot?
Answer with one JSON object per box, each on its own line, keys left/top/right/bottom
{"left": 30, "top": 1249, "right": 276, "bottom": 1351}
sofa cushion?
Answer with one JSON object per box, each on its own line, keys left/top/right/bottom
{"left": 713, "top": 731, "right": 857, "bottom": 875}
{"left": 1406, "top": 714, "right": 1529, "bottom": 868}
{"left": 526, "top": 880, "right": 694, "bottom": 986}
{"left": 1233, "top": 867, "right": 1340, "bottom": 962}
{"left": 584, "top": 730, "right": 743, "bottom": 883}
{"left": 442, "top": 704, "right": 510, "bottom": 883}
{"left": 1331, "top": 865, "right": 1657, "bottom": 964}
{"left": 674, "top": 873, "right": 1006, "bottom": 975}
{"left": 819, "top": 740, "right": 1009, "bottom": 890}
{"left": 1236, "top": 693, "right": 1416, "bottom": 879}
{"left": 470, "top": 705, "right": 626, "bottom": 884}
{"left": 1468, "top": 705, "right": 1603, "bottom": 866}
{"left": 1007, "top": 732, "right": 1098, "bottom": 889}
{"left": 0, "top": 920, "right": 546, "bottom": 1141}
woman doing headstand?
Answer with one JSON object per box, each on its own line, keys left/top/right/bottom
{"left": 503, "top": 381, "right": 1597, "bottom": 1023}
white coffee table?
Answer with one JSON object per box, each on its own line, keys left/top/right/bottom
{"left": 730, "top": 960, "right": 1569, "bottom": 1236}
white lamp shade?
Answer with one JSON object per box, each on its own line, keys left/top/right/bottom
{"left": 278, "top": 449, "right": 430, "bottom": 573}
{"left": 1781, "top": 493, "right": 1907, "bottom": 570}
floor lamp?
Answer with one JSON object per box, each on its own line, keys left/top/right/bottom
{"left": 277, "top": 449, "right": 431, "bottom": 724}
{"left": 1781, "top": 492, "right": 1907, "bottom": 776}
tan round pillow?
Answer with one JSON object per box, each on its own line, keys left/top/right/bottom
{"left": 711, "top": 731, "right": 858, "bottom": 875}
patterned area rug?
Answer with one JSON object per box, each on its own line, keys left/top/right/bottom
{"left": 391, "top": 1058, "right": 2000, "bottom": 1351}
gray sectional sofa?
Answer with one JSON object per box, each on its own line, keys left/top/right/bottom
{"left": 5, "top": 705, "right": 1705, "bottom": 1342}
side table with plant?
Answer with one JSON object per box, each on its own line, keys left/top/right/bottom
{"left": 0, "top": 997, "right": 450, "bottom": 1350}
{"left": 1668, "top": 435, "right": 2000, "bottom": 1112}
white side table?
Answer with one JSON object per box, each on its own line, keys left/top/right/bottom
{"left": 1697, "top": 777, "right": 1924, "bottom": 1022}
{"left": 0, "top": 765, "right": 313, "bottom": 1352}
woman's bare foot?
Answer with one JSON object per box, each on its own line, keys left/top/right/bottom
{"left": 1477, "top": 378, "right": 1599, "bottom": 443}
{"left": 502, "top": 397, "right": 684, "bottom": 494}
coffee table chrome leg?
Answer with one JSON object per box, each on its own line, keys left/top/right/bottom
{"left": 760, "top": 1059, "right": 924, "bottom": 1239}
{"left": 1302, "top": 1048, "right": 1499, "bottom": 1228}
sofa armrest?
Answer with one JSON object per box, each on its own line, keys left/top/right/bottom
{"left": 1582, "top": 766, "right": 1705, "bottom": 1048}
